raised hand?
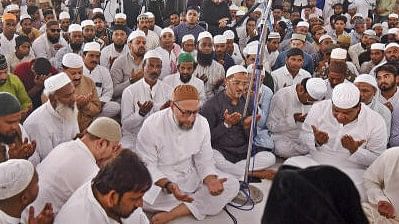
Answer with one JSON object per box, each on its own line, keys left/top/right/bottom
{"left": 378, "top": 201, "right": 396, "bottom": 219}
{"left": 293, "top": 113, "right": 307, "bottom": 123}
{"left": 8, "top": 138, "right": 36, "bottom": 160}
{"left": 223, "top": 109, "right": 242, "bottom": 127}
{"left": 311, "top": 125, "right": 329, "bottom": 146}
{"left": 341, "top": 135, "right": 366, "bottom": 154}
{"left": 28, "top": 203, "right": 54, "bottom": 224}
{"left": 198, "top": 74, "right": 208, "bottom": 83}
{"left": 168, "top": 183, "right": 193, "bottom": 202}
{"left": 137, "top": 101, "right": 154, "bottom": 116}
{"left": 242, "top": 114, "right": 261, "bottom": 129}
{"left": 205, "top": 177, "right": 226, "bottom": 196}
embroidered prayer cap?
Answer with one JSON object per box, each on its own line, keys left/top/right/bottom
{"left": 214, "top": 35, "right": 227, "bottom": 44}
{"left": 363, "top": 29, "right": 376, "bottom": 36}
{"left": 0, "top": 159, "right": 34, "bottom": 200}
{"left": 137, "top": 13, "right": 148, "bottom": 21}
{"left": 92, "top": 8, "right": 103, "bottom": 14}
{"left": 319, "top": 34, "right": 333, "bottom": 43}
{"left": 332, "top": 82, "right": 360, "bottom": 109}
{"left": 83, "top": 42, "right": 101, "bottom": 52}
{"left": 0, "top": 92, "right": 21, "bottom": 116}
{"left": 59, "top": 11, "right": 70, "bottom": 20}
{"left": 291, "top": 33, "right": 306, "bottom": 42}
{"left": 145, "top": 12, "right": 155, "bottom": 18}
{"left": 306, "top": 78, "right": 327, "bottom": 100}
{"left": 229, "top": 4, "right": 239, "bottom": 11}
{"left": 182, "top": 34, "right": 195, "bottom": 43}
{"left": 87, "top": 117, "right": 122, "bottom": 142}
{"left": 20, "top": 14, "right": 32, "bottom": 22}
{"left": 160, "top": 27, "right": 174, "bottom": 36}
{"left": 173, "top": 85, "right": 199, "bottom": 102}
{"left": 177, "top": 53, "right": 195, "bottom": 65}
{"left": 330, "top": 48, "right": 347, "bottom": 60}
{"left": 352, "top": 13, "right": 363, "bottom": 19}
{"left": 354, "top": 74, "right": 378, "bottom": 89}
{"left": 127, "top": 30, "right": 146, "bottom": 43}
{"left": 372, "top": 23, "right": 382, "bottom": 29}
{"left": 197, "top": 31, "right": 213, "bottom": 42}
{"left": 143, "top": 50, "right": 161, "bottom": 61}
{"left": 370, "top": 43, "right": 385, "bottom": 51}
{"left": 44, "top": 72, "right": 71, "bottom": 94}
{"left": 236, "top": 10, "right": 246, "bottom": 16}
{"left": 62, "top": 53, "right": 84, "bottom": 68}
{"left": 68, "top": 24, "right": 82, "bottom": 33}
{"left": 268, "top": 32, "right": 281, "bottom": 39}
{"left": 296, "top": 21, "right": 309, "bottom": 28}
{"left": 115, "top": 13, "right": 126, "bottom": 20}
{"left": 223, "top": 30, "right": 235, "bottom": 40}
{"left": 2, "top": 13, "right": 16, "bottom": 22}
{"left": 226, "top": 65, "right": 248, "bottom": 78}
{"left": 337, "top": 34, "right": 351, "bottom": 45}
{"left": 0, "top": 54, "right": 7, "bottom": 70}
{"left": 80, "top": 19, "right": 95, "bottom": 28}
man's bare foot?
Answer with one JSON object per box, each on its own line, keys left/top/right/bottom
{"left": 250, "top": 169, "right": 276, "bottom": 180}
{"left": 151, "top": 212, "right": 175, "bottom": 224}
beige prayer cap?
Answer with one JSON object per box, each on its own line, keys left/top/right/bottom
{"left": 173, "top": 85, "right": 199, "bottom": 102}
{"left": 87, "top": 117, "right": 122, "bottom": 142}
{"left": 0, "top": 159, "right": 34, "bottom": 200}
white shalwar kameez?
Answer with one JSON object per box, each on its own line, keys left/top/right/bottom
{"left": 362, "top": 147, "right": 399, "bottom": 223}
{"left": 25, "top": 139, "right": 99, "bottom": 217}
{"left": 23, "top": 101, "right": 79, "bottom": 161}
{"left": 163, "top": 73, "right": 206, "bottom": 104}
{"left": 55, "top": 182, "right": 149, "bottom": 224}
{"left": 267, "top": 85, "right": 312, "bottom": 158}
{"left": 136, "top": 109, "right": 239, "bottom": 220}
{"left": 285, "top": 100, "right": 387, "bottom": 200}
{"left": 192, "top": 60, "right": 225, "bottom": 99}
{"left": 153, "top": 45, "right": 180, "bottom": 80}
{"left": 121, "top": 78, "right": 173, "bottom": 150}
{"left": 100, "top": 43, "right": 129, "bottom": 69}
{"left": 83, "top": 64, "right": 120, "bottom": 117}
{"left": 271, "top": 65, "right": 311, "bottom": 92}
{"left": 32, "top": 34, "right": 67, "bottom": 65}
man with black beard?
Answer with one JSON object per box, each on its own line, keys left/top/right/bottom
{"left": 213, "top": 35, "right": 235, "bottom": 72}
{"left": 32, "top": 20, "right": 67, "bottom": 65}
{"left": 164, "top": 53, "right": 206, "bottom": 104}
{"left": 120, "top": 50, "right": 172, "bottom": 150}
{"left": 100, "top": 25, "right": 128, "bottom": 70}
{"left": 0, "top": 92, "right": 38, "bottom": 164}
{"left": 192, "top": 31, "right": 225, "bottom": 100}
{"left": 376, "top": 63, "right": 399, "bottom": 112}
{"left": 54, "top": 24, "right": 84, "bottom": 69}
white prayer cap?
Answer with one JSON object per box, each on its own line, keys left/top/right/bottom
{"left": 5, "top": 4, "right": 19, "bottom": 13}
{"left": 44, "top": 72, "right": 71, "bottom": 94}
{"left": 144, "top": 49, "right": 161, "bottom": 61}
{"left": 127, "top": 30, "right": 146, "bottom": 43}
{"left": 352, "top": 13, "right": 363, "bottom": 19}
{"left": 268, "top": 32, "right": 281, "bottom": 39}
{"left": 92, "top": 8, "right": 103, "bottom": 14}
{"left": 330, "top": 48, "right": 347, "bottom": 60}
{"left": 223, "top": 30, "right": 235, "bottom": 40}
{"left": 389, "top": 13, "right": 399, "bottom": 19}
{"left": 83, "top": 42, "right": 100, "bottom": 52}
{"left": 246, "top": 63, "right": 265, "bottom": 76}
{"left": 68, "top": 24, "right": 82, "bottom": 33}
{"left": 20, "top": 14, "right": 32, "bottom": 21}
{"left": 145, "top": 12, "right": 155, "bottom": 18}
{"left": 318, "top": 34, "right": 332, "bottom": 43}
{"left": 354, "top": 74, "right": 378, "bottom": 89}
{"left": 296, "top": 21, "right": 309, "bottom": 28}
{"left": 226, "top": 65, "right": 248, "bottom": 78}
{"left": 115, "top": 13, "right": 127, "bottom": 20}
{"left": 246, "top": 45, "right": 258, "bottom": 55}
{"left": 363, "top": 29, "right": 376, "bottom": 36}
{"left": 80, "top": 20, "right": 95, "bottom": 28}
{"left": 291, "top": 33, "right": 306, "bottom": 42}
{"left": 372, "top": 23, "right": 382, "bottom": 29}
{"left": 370, "top": 43, "right": 385, "bottom": 51}
{"left": 229, "top": 4, "right": 239, "bottom": 11}
{"left": 236, "top": 10, "right": 246, "bottom": 16}
{"left": 87, "top": 117, "right": 122, "bottom": 142}
{"left": 160, "top": 27, "right": 174, "bottom": 36}
{"left": 387, "top": 28, "right": 399, "bottom": 35}
{"left": 332, "top": 82, "right": 360, "bottom": 109}
{"left": 59, "top": 11, "right": 70, "bottom": 20}
{"left": 306, "top": 78, "right": 327, "bottom": 100}
{"left": 254, "top": 7, "right": 262, "bottom": 13}
{"left": 182, "top": 34, "right": 195, "bottom": 43}
{"left": 214, "top": 35, "right": 227, "bottom": 44}
{"left": 198, "top": 31, "right": 213, "bottom": 42}
{"left": 0, "top": 159, "right": 34, "bottom": 200}
{"left": 348, "top": 3, "right": 357, "bottom": 10}
{"left": 62, "top": 53, "right": 84, "bottom": 68}
{"left": 385, "top": 42, "right": 399, "bottom": 51}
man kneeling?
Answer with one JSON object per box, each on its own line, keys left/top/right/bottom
{"left": 136, "top": 85, "right": 240, "bottom": 224}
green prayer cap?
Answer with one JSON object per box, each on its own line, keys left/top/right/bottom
{"left": 177, "top": 53, "right": 195, "bottom": 65}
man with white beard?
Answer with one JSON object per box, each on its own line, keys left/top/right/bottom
{"left": 23, "top": 72, "right": 79, "bottom": 161}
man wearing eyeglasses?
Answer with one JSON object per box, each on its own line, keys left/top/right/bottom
{"left": 136, "top": 84, "right": 239, "bottom": 224}
{"left": 200, "top": 65, "right": 276, "bottom": 181}
{"left": 32, "top": 20, "right": 67, "bottom": 66}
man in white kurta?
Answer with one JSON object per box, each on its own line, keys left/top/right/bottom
{"left": 25, "top": 117, "right": 122, "bottom": 216}
{"left": 83, "top": 42, "right": 120, "bottom": 118}
{"left": 23, "top": 73, "right": 79, "bottom": 161}
{"left": 99, "top": 27, "right": 128, "bottom": 70}
{"left": 153, "top": 27, "right": 180, "bottom": 80}
{"left": 136, "top": 14, "right": 159, "bottom": 50}
{"left": 136, "top": 85, "right": 239, "bottom": 223}
{"left": 121, "top": 50, "right": 172, "bottom": 150}
{"left": 267, "top": 78, "right": 327, "bottom": 158}
{"left": 362, "top": 147, "right": 399, "bottom": 223}
{"left": 286, "top": 82, "right": 387, "bottom": 199}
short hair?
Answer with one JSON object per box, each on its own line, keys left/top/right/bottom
{"left": 169, "top": 11, "right": 179, "bottom": 17}
{"left": 292, "top": 18, "right": 303, "bottom": 27}
{"left": 92, "top": 13, "right": 105, "bottom": 21}
{"left": 247, "top": 17, "right": 257, "bottom": 24}
{"left": 335, "top": 15, "right": 348, "bottom": 24}
{"left": 92, "top": 149, "right": 152, "bottom": 197}
{"left": 186, "top": 6, "right": 199, "bottom": 13}
{"left": 43, "top": 9, "right": 54, "bottom": 17}
{"left": 272, "top": 5, "right": 283, "bottom": 10}
{"left": 27, "top": 5, "right": 39, "bottom": 16}
{"left": 15, "top": 35, "right": 30, "bottom": 48}
{"left": 376, "top": 63, "right": 398, "bottom": 77}
{"left": 33, "top": 58, "right": 52, "bottom": 76}
{"left": 112, "top": 24, "right": 127, "bottom": 34}
{"left": 278, "top": 20, "right": 287, "bottom": 30}
{"left": 300, "top": 77, "right": 310, "bottom": 93}
{"left": 46, "top": 20, "right": 59, "bottom": 28}
{"left": 286, "top": 48, "right": 304, "bottom": 59}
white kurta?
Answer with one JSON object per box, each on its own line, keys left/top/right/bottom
{"left": 23, "top": 101, "right": 80, "bottom": 161}
{"left": 263, "top": 48, "right": 279, "bottom": 70}
{"left": 192, "top": 61, "right": 225, "bottom": 99}
{"left": 271, "top": 65, "right": 312, "bottom": 93}
{"left": 100, "top": 43, "right": 129, "bottom": 69}
{"left": 143, "top": 30, "right": 159, "bottom": 50}
{"left": 163, "top": 73, "right": 206, "bottom": 104}
{"left": 0, "top": 33, "right": 18, "bottom": 56}
{"left": 286, "top": 100, "right": 387, "bottom": 199}
{"left": 121, "top": 78, "right": 172, "bottom": 150}
{"left": 267, "top": 85, "right": 312, "bottom": 158}
{"left": 153, "top": 45, "right": 180, "bottom": 80}
{"left": 0, "top": 210, "right": 20, "bottom": 224}
{"left": 348, "top": 42, "right": 366, "bottom": 71}
{"left": 32, "top": 34, "right": 67, "bottom": 65}
{"left": 325, "top": 79, "right": 350, "bottom": 99}
{"left": 26, "top": 139, "right": 99, "bottom": 215}
{"left": 136, "top": 109, "right": 239, "bottom": 220}
{"left": 368, "top": 98, "right": 392, "bottom": 139}
{"left": 363, "top": 147, "right": 399, "bottom": 222}
{"left": 231, "top": 43, "right": 243, "bottom": 65}
{"left": 55, "top": 182, "right": 149, "bottom": 224}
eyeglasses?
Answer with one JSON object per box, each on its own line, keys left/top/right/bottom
{"left": 50, "top": 28, "right": 61, "bottom": 33}
{"left": 173, "top": 103, "right": 199, "bottom": 117}
{"left": 229, "top": 79, "right": 249, "bottom": 87}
